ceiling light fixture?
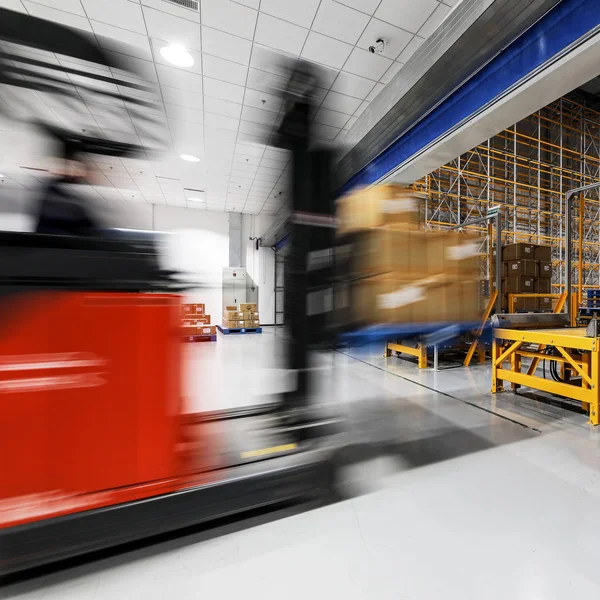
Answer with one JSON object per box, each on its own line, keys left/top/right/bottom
{"left": 180, "top": 154, "right": 200, "bottom": 162}
{"left": 160, "top": 44, "right": 194, "bottom": 68}
{"left": 188, "top": 197, "right": 204, "bottom": 202}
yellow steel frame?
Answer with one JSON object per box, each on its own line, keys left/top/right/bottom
{"left": 506, "top": 293, "right": 563, "bottom": 313}
{"left": 385, "top": 341, "right": 427, "bottom": 369}
{"left": 464, "top": 291, "right": 498, "bottom": 367}
{"left": 492, "top": 327, "right": 600, "bottom": 425}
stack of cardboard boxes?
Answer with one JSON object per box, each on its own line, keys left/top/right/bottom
{"left": 182, "top": 303, "right": 217, "bottom": 338}
{"left": 492, "top": 243, "right": 553, "bottom": 311}
{"left": 222, "top": 303, "right": 260, "bottom": 330}
{"left": 336, "top": 184, "right": 483, "bottom": 328}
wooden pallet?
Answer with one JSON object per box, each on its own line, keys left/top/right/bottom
{"left": 217, "top": 326, "right": 262, "bottom": 335}
{"left": 184, "top": 334, "right": 217, "bottom": 342}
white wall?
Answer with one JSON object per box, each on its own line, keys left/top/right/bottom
{"left": 150, "top": 205, "right": 229, "bottom": 322}
{"left": 242, "top": 214, "right": 276, "bottom": 325}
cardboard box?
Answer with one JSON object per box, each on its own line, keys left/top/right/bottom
{"left": 249, "top": 320, "right": 260, "bottom": 328}
{"left": 337, "top": 185, "right": 422, "bottom": 235}
{"left": 249, "top": 311, "right": 259, "bottom": 320}
{"left": 349, "top": 227, "right": 413, "bottom": 276}
{"left": 538, "top": 261, "right": 552, "bottom": 278}
{"left": 224, "top": 305, "right": 237, "bottom": 311}
{"left": 195, "top": 315, "right": 211, "bottom": 325}
{"left": 182, "top": 303, "right": 195, "bottom": 315}
{"left": 443, "top": 232, "right": 482, "bottom": 277}
{"left": 535, "top": 245, "right": 552, "bottom": 261}
{"left": 223, "top": 319, "right": 244, "bottom": 328}
{"left": 535, "top": 279, "right": 551, "bottom": 293}
{"left": 224, "top": 310, "right": 244, "bottom": 320}
{"left": 538, "top": 296, "right": 554, "bottom": 311}
{"left": 510, "top": 297, "right": 538, "bottom": 312}
{"left": 506, "top": 259, "right": 538, "bottom": 277}
{"left": 503, "top": 243, "right": 535, "bottom": 260}
{"left": 199, "top": 325, "right": 216, "bottom": 335}
{"left": 242, "top": 312, "right": 251, "bottom": 320}
{"left": 195, "top": 304, "right": 205, "bottom": 315}
{"left": 240, "top": 303, "right": 257, "bottom": 312}
{"left": 504, "top": 276, "right": 534, "bottom": 293}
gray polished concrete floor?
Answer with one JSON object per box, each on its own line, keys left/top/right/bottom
{"left": 5, "top": 328, "right": 600, "bottom": 599}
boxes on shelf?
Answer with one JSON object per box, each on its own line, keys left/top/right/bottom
{"left": 538, "top": 261, "right": 552, "bottom": 278}
{"left": 506, "top": 259, "right": 537, "bottom": 277}
{"left": 239, "top": 303, "right": 257, "bottom": 312}
{"left": 509, "top": 296, "right": 538, "bottom": 312}
{"left": 504, "top": 276, "right": 534, "bottom": 293}
{"left": 337, "top": 184, "right": 423, "bottom": 236}
{"left": 182, "top": 302, "right": 215, "bottom": 340}
{"left": 502, "top": 243, "right": 535, "bottom": 261}
{"left": 534, "top": 279, "right": 551, "bottom": 293}
{"left": 535, "top": 245, "right": 552, "bottom": 261}
{"left": 538, "top": 296, "right": 554, "bottom": 311}
{"left": 182, "top": 303, "right": 205, "bottom": 316}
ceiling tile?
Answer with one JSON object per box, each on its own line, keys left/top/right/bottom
{"left": 397, "top": 35, "right": 425, "bottom": 63}
{"left": 203, "top": 77, "right": 245, "bottom": 103}
{"left": 141, "top": 0, "right": 199, "bottom": 21}
{"left": 314, "top": 107, "right": 350, "bottom": 129}
{"left": 202, "top": 25, "right": 252, "bottom": 65}
{"left": 235, "top": 0, "right": 259, "bottom": 8}
{"left": 330, "top": 71, "right": 375, "bottom": 100}
{"left": 354, "top": 100, "right": 369, "bottom": 117}
{"left": 202, "top": 55, "right": 248, "bottom": 86}
{"left": 356, "top": 18, "right": 413, "bottom": 60}
{"left": 345, "top": 115, "right": 358, "bottom": 129}
{"left": 312, "top": 0, "right": 370, "bottom": 45}
{"left": 161, "top": 86, "right": 203, "bottom": 110}
{"left": 250, "top": 45, "right": 296, "bottom": 76}
{"left": 259, "top": 0, "right": 320, "bottom": 28}
{"left": 143, "top": 7, "right": 201, "bottom": 50}
{"left": 23, "top": 2, "right": 91, "bottom": 31}
{"left": 301, "top": 32, "right": 353, "bottom": 70}
{"left": 205, "top": 113, "right": 240, "bottom": 132}
{"left": 0, "top": 0, "right": 26, "bottom": 13}
{"left": 201, "top": 0, "right": 257, "bottom": 40}
{"left": 204, "top": 96, "right": 242, "bottom": 119}
{"left": 246, "top": 68, "right": 287, "bottom": 94}
{"left": 380, "top": 61, "right": 403, "bottom": 84}
{"left": 32, "top": 0, "right": 86, "bottom": 15}
{"left": 417, "top": 2, "right": 452, "bottom": 38}
{"left": 91, "top": 21, "right": 152, "bottom": 60}
{"left": 238, "top": 120, "right": 271, "bottom": 138}
{"left": 241, "top": 106, "right": 278, "bottom": 126}
{"left": 82, "top": 0, "right": 145, "bottom": 33}
{"left": 343, "top": 47, "right": 392, "bottom": 81}
{"left": 243, "top": 88, "right": 282, "bottom": 113}
{"left": 321, "top": 90, "right": 362, "bottom": 115}
{"left": 254, "top": 13, "right": 308, "bottom": 56}
{"left": 334, "top": 0, "right": 380, "bottom": 14}
{"left": 375, "top": 0, "right": 438, "bottom": 34}
{"left": 156, "top": 64, "right": 203, "bottom": 93}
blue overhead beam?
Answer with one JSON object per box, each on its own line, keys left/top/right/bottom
{"left": 342, "top": 0, "right": 600, "bottom": 193}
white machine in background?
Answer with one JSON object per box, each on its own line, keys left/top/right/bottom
{"left": 222, "top": 267, "right": 247, "bottom": 308}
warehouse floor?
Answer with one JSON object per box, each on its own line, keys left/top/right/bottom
{"left": 6, "top": 329, "right": 600, "bottom": 599}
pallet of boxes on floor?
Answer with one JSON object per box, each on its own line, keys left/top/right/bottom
{"left": 218, "top": 303, "right": 261, "bottom": 334}
{"left": 491, "top": 243, "right": 554, "bottom": 312}
{"left": 182, "top": 303, "right": 217, "bottom": 342}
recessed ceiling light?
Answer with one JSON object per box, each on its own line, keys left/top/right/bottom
{"left": 188, "top": 197, "right": 204, "bottom": 202}
{"left": 180, "top": 154, "right": 200, "bottom": 162}
{"left": 160, "top": 44, "right": 194, "bottom": 68}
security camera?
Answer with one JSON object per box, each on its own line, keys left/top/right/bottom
{"left": 368, "top": 39, "right": 385, "bottom": 54}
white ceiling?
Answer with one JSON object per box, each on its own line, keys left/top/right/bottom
{"left": 0, "top": 0, "right": 460, "bottom": 215}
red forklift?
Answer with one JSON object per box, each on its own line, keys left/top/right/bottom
{"left": 0, "top": 9, "right": 338, "bottom": 577}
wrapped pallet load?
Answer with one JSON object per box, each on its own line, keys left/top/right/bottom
{"left": 336, "top": 184, "right": 483, "bottom": 328}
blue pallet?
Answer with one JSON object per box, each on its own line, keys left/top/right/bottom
{"left": 580, "top": 308, "right": 600, "bottom": 316}
{"left": 338, "top": 321, "right": 487, "bottom": 346}
{"left": 217, "top": 325, "right": 262, "bottom": 335}
{"left": 587, "top": 290, "right": 600, "bottom": 298}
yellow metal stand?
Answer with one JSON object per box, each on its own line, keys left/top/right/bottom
{"left": 464, "top": 291, "right": 498, "bottom": 367}
{"left": 386, "top": 341, "right": 428, "bottom": 369}
{"left": 492, "top": 327, "right": 600, "bottom": 425}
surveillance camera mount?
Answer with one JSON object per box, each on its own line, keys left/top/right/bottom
{"left": 368, "top": 39, "right": 386, "bottom": 54}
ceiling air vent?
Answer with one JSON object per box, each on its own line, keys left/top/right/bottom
{"left": 163, "top": 0, "right": 199, "bottom": 11}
